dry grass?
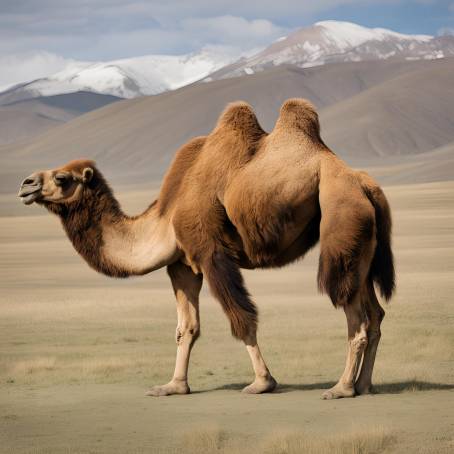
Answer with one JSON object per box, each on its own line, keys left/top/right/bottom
{"left": 9, "top": 357, "right": 57, "bottom": 376}
{"left": 260, "top": 427, "right": 392, "bottom": 454}
{"left": 0, "top": 426, "right": 394, "bottom": 454}
{"left": 182, "top": 426, "right": 228, "bottom": 453}
{"left": 170, "top": 426, "right": 393, "bottom": 454}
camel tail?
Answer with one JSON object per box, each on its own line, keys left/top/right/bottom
{"left": 203, "top": 251, "right": 258, "bottom": 340}
{"left": 363, "top": 184, "right": 395, "bottom": 301}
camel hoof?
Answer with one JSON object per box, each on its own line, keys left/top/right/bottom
{"left": 146, "top": 381, "right": 190, "bottom": 397}
{"left": 242, "top": 376, "right": 277, "bottom": 394}
{"left": 322, "top": 384, "right": 355, "bottom": 400}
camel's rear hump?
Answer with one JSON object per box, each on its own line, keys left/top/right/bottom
{"left": 274, "top": 98, "right": 323, "bottom": 143}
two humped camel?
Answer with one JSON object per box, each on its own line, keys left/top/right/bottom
{"left": 18, "top": 99, "right": 395, "bottom": 399}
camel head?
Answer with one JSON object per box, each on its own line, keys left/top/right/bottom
{"left": 18, "top": 159, "right": 96, "bottom": 207}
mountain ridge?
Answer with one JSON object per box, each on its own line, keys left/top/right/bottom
{"left": 208, "top": 20, "right": 454, "bottom": 80}
{"left": 0, "top": 48, "right": 238, "bottom": 104}
{"left": 2, "top": 21, "right": 453, "bottom": 103}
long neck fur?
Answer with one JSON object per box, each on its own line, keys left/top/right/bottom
{"left": 44, "top": 171, "right": 177, "bottom": 277}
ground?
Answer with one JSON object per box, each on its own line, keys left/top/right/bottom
{"left": 1, "top": 181, "right": 453, "bottom": 453}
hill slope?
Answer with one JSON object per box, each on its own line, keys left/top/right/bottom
{"left": 320, "top": 58, "right": 454, "bottom": 157}
{"left": 0, "top": 92, "right": 121, "bottom": 145}
{"left": 365, "top": 141, "right": 454, "bottom": 185}
{"left": 2, "top": 58, "right": 452, "bottom": 190}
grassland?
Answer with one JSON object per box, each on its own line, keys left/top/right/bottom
{"left": 1, "top": 181, "right": 453, "bottom": 453}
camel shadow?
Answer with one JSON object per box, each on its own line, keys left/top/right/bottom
{"left": 206, "top": 382, "right": 337, "bottom": 393}
{"left": 371, "top": 380, "right": 454, "bottom": 394}
{"left": 207, "top": 380, "right": 454, "bottom": 395}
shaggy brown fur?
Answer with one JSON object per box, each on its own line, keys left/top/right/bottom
{"left": 42, "top": 160, "right": 159, "bottom": 278}
{"left": 19, "top": 98, "right": 395, "bottom": 398}
{"left": 44, "top": 162, "right": 125, "bottom": 277}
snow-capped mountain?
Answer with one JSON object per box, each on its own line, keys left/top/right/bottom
{"left": 2, "top": 21, "right": 453, "bottom": 104}
{"left": 207, "top": 21, "right": 454, "bottom": 80}
{"left": 0, "top": 48, "right": 238, "bottom": 104}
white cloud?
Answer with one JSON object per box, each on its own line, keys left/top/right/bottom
{"left": 20, "top": 15, "right": 287, "bottom": 61}
{"left": 1, "top": 1, "right": 444, "bottom": 60}
{"left": 0, "top": 51, "right": 79, "bottom": 91}
{"left": 180, "top": 16, "right": 287, "bottom": 48}
{"left": 0, "top": 1, "right": 385, "bottom": 59}
{"left": 0, "top": 14, "right": 282, "bottom": 90}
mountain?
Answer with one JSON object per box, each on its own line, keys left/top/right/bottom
{"left": 207, "top": 21, "right": 454, "bottom": 80}
{"left": 2, "top": 58, "right": 452, "bottom": 194}
{"left": 3, "top": 21, "right": 453, "bottom": 104}
{"left": 0, "top": 91, "right": 121, "bottom": 145}
{"left": 0, "top": 48, "right": 238, "bottom": 104}
{"left": 320, "top": 58, "right": 454, "bottom": 158}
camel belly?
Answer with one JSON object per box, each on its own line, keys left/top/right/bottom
{"left": 224, "top": 191, "right": 320, "bottom": 267}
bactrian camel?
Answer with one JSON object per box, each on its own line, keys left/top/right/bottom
{"left": 18, "top": 99, "right": 395, "bottom": 399}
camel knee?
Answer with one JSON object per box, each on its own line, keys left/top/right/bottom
{"left": 176, "top": 322, "right": 200, "bottom": 345}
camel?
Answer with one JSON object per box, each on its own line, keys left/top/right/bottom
{"left": 18, "top": 98, "right": 395, "bottom": 399}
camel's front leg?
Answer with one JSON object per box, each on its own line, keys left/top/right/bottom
{"left": 242, "top": 332, "right": 277, "bottom": 394}
{"left": 146, "top": 261, "right": 202, "bottom": 397}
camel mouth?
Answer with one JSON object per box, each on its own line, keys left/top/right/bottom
{"left": 18, "top": 186, "right": 42, "bottom": 205}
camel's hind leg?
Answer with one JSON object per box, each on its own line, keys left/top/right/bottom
{"left": 322, "top": 293, "right": 369, "bottom": 399}
{"left": 321, "top": 211, "right": 376, "bottom": 399}
{"left": 146, "top": 261, "right": 202, "bottom": 397}
{"left": 355, "top": 282, "right": 385, "bottom": 394}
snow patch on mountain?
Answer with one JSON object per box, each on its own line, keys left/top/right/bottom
{"left": 3, "top": 21, "right": 453, "bottom": 103}
{"left": 0, "top": 47, "right": 238, "bottom": 102}
{"left": 207, "top": 21, "right": 454, "bottom": 80}
{"left": 315, "top": 20, "right": 432, "bottom": 50}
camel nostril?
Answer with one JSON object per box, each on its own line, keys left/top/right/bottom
{"left": 21, "top": 174, "right": 41, "bottom": 187}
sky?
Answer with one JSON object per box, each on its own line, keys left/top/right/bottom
{"left": 0, "top": 0, "right": 453, "bottom": 87}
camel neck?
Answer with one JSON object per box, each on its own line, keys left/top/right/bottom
{"left": 57, "top": 178, "right": 178, "bottom": 277}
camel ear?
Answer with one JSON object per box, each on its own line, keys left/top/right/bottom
{"left": 82, "top": 167, "right": 93, "bottom": 183}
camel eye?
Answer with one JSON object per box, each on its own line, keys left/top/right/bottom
{"left": 54, "top": 173, "right": 70, "bottom": 186}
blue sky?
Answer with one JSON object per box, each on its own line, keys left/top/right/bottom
{"left": 0, "top": 0, "right": 453, "bottom": 87}
{"left": 314, "top": 1, "right": 454, "bottom": 36}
